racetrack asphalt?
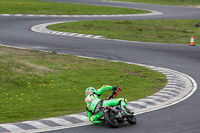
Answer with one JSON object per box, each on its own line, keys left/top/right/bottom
{"left": 1, "top": 0, "right": 200, "bottom": 132}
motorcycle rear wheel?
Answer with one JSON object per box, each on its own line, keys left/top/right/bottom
{"left": 104, "top": 111, "right": 120, "bottom": 128}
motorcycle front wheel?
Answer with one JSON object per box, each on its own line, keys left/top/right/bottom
{"left": 127, "top": 115, "right": 136, "bottom": 125}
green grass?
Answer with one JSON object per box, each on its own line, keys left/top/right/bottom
{"left": 0, "top": 46, "right": 166, "bottom": 123}
{"left": 106, "top": 0, "right": 200, "bottom": 6}
{"left": 47, "top": 19, "right": 200, "bottom": 44}
{"left": 0, "top": 0, "right": 149, "bottom": 15}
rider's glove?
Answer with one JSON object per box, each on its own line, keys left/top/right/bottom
{"left": 113, "top": 86, "right": 118, "bottom": 93}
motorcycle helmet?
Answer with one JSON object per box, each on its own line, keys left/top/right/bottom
{"left": 85, "top": 87, "right": 95, "bottom": 96}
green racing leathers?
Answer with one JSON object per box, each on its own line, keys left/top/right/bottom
{"left": 85, "top": 85, "right": 128, "bottom": 124}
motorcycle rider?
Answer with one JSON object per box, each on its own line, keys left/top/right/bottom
{"left": 85, "top": 85, "right": 132, "bottom": 124}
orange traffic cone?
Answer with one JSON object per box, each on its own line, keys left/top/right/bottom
{"left": 190, "top": 36, "right": 195, "bottom": 46}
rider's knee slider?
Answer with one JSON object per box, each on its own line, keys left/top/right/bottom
{"left": 124, "top": 99, "right": 128, "bottom": 104}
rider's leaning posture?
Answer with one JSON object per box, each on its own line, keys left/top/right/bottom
{"left": 85, "top": 85, "right": 132, "bottom": 124}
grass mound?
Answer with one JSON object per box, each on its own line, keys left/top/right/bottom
{"left": 48, "top": 19, "right": 200, "bottom": 44}
{"left": 0, "top": 46, "right": 166, "bottom": 123}
{"left": 0, "top": 0, "right": 149, "bottom": 15}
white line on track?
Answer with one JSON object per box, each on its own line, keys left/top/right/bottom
{"left": 25, "top": 56, "right": 197, "bottom": 133}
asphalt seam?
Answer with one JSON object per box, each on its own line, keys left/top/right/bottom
{"left": 0, "top": 51, "right": 197, "bottom": 133}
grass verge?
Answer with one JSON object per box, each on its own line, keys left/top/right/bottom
{"left": 0, "top": 0, "right": 149, "bottom": 15}
{"left": 0, "top": 46, "right": 166, "bottom": 123}
{"left": 47, "top": 19, "right": 200, "bottom": 44}
{"left": 106, "top": 0, "right": 200, "bottom": 6}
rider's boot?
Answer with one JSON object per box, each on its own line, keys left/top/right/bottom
{"left": 121, "top": 106, "right": 133, "bottom": 117}
{"left": 125, "top": 106, "right": 134, "bottom": 114}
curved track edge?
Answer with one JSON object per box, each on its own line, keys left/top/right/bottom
{"left": 0, "top": 44, "right": 197, "bottom": 133}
